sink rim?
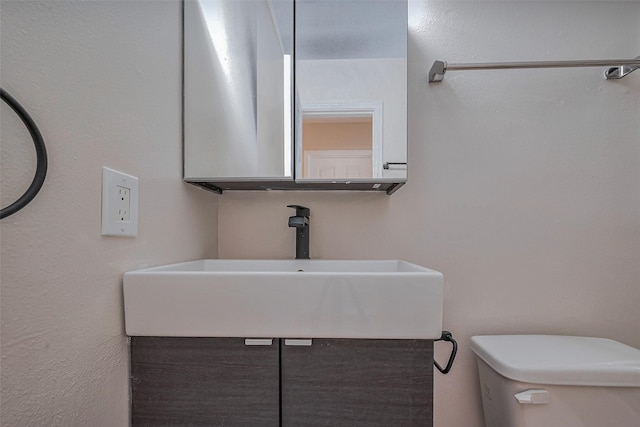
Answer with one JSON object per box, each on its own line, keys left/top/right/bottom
{"left": 124, "top": 258, "right": 443, "bottom": 275}
{"left": 123, "top": 258, "right": 444, "bottom": 339}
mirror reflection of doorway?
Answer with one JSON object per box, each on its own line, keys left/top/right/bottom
{"left": 299, "top": 103, "right": 382, "bottom": 179}
{"left": 303, "top": 116, "right": 372, "bottom": 178}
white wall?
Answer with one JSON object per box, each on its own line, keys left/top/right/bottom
{"left": 0, "top": 1, "right": 217, "bottom": 425}
{"left": 218, "top": 1, "right": 640, "bottom": 426}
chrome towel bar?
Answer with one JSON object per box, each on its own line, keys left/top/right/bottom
{"left": 428, "top": 57, "right": 640, "bottom": 83}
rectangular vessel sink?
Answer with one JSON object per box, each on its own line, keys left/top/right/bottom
{"left": 123, "top": 259, "right": 444, "bottom": 339}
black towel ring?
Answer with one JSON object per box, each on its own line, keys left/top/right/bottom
{"left": 1, "top": 88, "right": 48, "bottom": 219}
{"left": 434, "top": 331, "right": 458, "bottom": 374}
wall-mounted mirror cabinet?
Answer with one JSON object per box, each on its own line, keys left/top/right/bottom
{"left": 184, "top": 0, "right": 407, "bottom": 194}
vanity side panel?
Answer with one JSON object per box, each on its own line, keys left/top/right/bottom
{"left": 281, "top": 338, "right": 434, "bottom": 426}
{"left": 130, "top": 337, "right": 279, "bottom": 426}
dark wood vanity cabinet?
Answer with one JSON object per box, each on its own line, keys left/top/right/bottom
{"left": 130, "top": 337, "right": 434, "bottom": 426}
{"left": 130, "top": 337, "right": 280, "bottom": 426}
{"left": 281, "top": 339, "right": 433, "bottom": 426}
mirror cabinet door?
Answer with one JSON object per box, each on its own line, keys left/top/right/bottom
{"left": 183, "top": 0, "right": 407, "bottom": 190}
{"left": 295, "top": 0, "right": 407, "bottom": 182}
{"left": 184, "top": 0, "right": 294, "bottom": 181}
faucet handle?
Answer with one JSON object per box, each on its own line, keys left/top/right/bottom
{"left": 287, "top": 204, "right": 310, "bottom": 217}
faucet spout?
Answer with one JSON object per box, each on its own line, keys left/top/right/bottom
{"left": 288, "top": 216, "right": 308, "bottom": 228}
{"left": 287, "top": 205, "right": 310, "bottom": 259}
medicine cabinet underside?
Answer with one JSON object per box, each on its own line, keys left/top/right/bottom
{"left": 186, "top": 180, "right": 405, "bottom": 195}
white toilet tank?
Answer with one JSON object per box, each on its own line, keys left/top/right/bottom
{"left": 470, "top": 335, "right": 640, "bottom": 427}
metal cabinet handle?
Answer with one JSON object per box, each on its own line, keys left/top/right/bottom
{"left": 284, "top": 339, "right": 313, "bottom": 346}
{"left": 244, "top": 339, "right": 273, "bottom": 346}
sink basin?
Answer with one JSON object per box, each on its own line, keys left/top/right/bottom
{"left": 123, "top": 259, "right": 444, "bottom": 339}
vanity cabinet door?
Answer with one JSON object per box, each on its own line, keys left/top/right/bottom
{"left": 130, "top": 337, "right": 280, "bottom": 426}
{"left": 280, "top": 339, "right": 434, "bottom": 426}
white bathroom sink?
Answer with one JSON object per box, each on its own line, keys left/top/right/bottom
{"left": 123, "top": 259, "right": 444, "bottom": 339}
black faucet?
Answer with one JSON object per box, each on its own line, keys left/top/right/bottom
{"left": 287, "top": 205, "right": 310, "bottom": 259}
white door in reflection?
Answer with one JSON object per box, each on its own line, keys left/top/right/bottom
{"left": 299, "top": 103, "right": 382, "bottom": 179}
{"left": 306, "top": 150, "right": 373, "bottom": 179}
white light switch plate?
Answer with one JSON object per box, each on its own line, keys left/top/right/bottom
{"left": 101, "top": 167, "right": 138, "bottom": 237}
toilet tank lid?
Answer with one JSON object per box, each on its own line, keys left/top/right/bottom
{"left": 470, "top": 335, "right": 640, "bottom": 387}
